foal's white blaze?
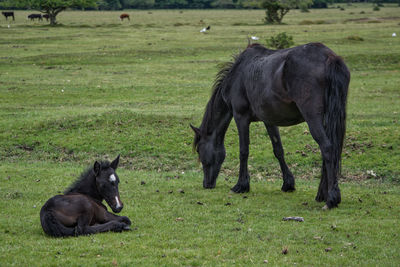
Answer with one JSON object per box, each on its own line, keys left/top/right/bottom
{"left": 109, "top": 174, "right": 116, "bottom": 182}
{"left": 115, "top": 196, "right": 122, "bottom": 209}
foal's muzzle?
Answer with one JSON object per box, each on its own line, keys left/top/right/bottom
{"left": 109, "top": 196, "right": 123, "bottom": 213}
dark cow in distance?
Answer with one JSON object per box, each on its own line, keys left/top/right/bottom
{"left": 28, "top": 14, "right": 42, "bottom": 21}
{"left": 2, "top": 11, "right": 15, "bottom": 21}
{"left": 43, "top": 14, "right": 49, "bottom": 21}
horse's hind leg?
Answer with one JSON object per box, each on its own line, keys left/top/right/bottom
{"left": 316, "top": 161, "right": 328, "bottom": 202}
{"left": 264, "top": 124, "right": 295, "bottom": 192}
{"left": 305, "top": 117, "right": 341, "bottom": 208}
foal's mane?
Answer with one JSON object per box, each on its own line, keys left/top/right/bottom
{"left": 64, "top": 161, "right": 111, "bottom": 194}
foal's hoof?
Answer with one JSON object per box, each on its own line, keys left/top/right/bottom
{"left": 123, "top": 226, "right": 131, "bottom": 231}
{"left": 121, "top": 216, "right": 132, "bottom": 226}
{"left": 231, "top": 183, "right": 250, "bottom": 193}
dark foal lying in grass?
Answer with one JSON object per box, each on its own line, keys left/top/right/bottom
{"left": 40, "top": 155, "right": 131, "bottom": 237}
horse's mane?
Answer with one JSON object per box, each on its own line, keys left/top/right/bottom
{"left": 193, "top": 54, "right": 240, "bottom": 152}
{"left": 64, "top": 161, "right": 111, "bottom": 194}
{"left": 193, "top": 43, "right": 273, "bottom": 152}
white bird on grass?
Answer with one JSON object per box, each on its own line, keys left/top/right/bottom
{"left": 200, "top": 25, "right": 211, "bottom": 33}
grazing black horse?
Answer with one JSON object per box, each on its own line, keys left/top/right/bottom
{"left": 40, "top": 155, "right": 131, "bottom": 237}
{"left": 2, "top": 11, "right": 14, "bottom": 21}
{"left": 191, "top": 43, "right": 350, "bottom": 209}
{"left": 28, "top": 14, "right": 42, "bottom": 21}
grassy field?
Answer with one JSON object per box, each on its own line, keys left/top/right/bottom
{"left": 1, "top": 4, "right": 400, "bottom": 266}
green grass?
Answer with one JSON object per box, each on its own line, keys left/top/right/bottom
{"left": 1, "top": 4, "right": 400, "bottom": 266}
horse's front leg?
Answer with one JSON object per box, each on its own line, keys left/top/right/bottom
{"left": 264, "top": 124, "right": 295, "bottom": 192}
{"left": 74, "top": 213, "right": 129, "bottom": 236}
{"left": 81, "top": 221, "right": 129, "bottom": 235}
{"left": 103, "top": 211, "right": 132, "bottom": 227}
{"left": 231, "top": 115, "right": 250, "bottom": 193}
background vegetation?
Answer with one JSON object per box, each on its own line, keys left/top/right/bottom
{"left": 2, "top": 0, "right": 400, "bottom": 10}
{"left": 0, "top": 4, "right": 399, "bottom": 266}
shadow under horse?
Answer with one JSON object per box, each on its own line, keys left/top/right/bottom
{"left": 191, "top": 43, "right": 350, "bottom": 209}
{"left": 40, "top": 155, "right": 131, "bottom": 237}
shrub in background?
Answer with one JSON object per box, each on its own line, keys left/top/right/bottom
{"left": 266, "top": 32, "right": 294, "bottom": 49}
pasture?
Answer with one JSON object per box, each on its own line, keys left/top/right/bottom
{"left": 1, "top": 4, "right": 400, "bottom": 265}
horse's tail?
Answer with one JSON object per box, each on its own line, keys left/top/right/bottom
{"left": 40, "top": 206, "right": 75, "bottom": 237}
{"left": 323, "top": 54, "right": 350, "bottom": 177}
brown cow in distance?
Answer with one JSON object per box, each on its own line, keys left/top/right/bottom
{"left": 120, "top": 13, "right": 130, "bottom": 21}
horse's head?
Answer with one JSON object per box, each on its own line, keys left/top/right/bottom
{"left": 191, "top": 124, "right": 226, "bottom": 189}
{"left": 94, "top": 155, "right": 124, "bottom": 213}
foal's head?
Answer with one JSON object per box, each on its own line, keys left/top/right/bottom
{"left": 191, "top": 125, "right": 226, "bottom": 189}
{"left": 94, "top": 155, "right": 124, "bottom": 213}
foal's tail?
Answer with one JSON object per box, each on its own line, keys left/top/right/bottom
{"left": 40, "top": 208, "right": 74, "bottom": 237}
{"left": 324, "top": 54, "right": 350, "bottom": 176}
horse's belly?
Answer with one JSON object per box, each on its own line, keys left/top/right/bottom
{"left": 53, "top": 210, "right": 79, "bottom": 227}
{"left": 253, "top": 101, "right": 304, "bottom": 126}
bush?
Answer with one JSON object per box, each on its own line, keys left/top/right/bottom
{"left": 266, "top": 32, "right": 294, "bottom": 49}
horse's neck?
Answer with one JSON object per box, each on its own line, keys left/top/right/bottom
{"left": 67, "top": 174, "right": 102, "bottom": 201}
{"left": 202, "top": 90, "right": 232, "bottom": 144}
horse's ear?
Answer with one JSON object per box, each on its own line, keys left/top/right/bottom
{"left": 190, "top": 124, "right": 201, "bottom": 136}
{"left": 110, "top": 155, "right": 120, "bottom": 170}
{"left": 94, "top": 161, "right": 101, "bottom": 176}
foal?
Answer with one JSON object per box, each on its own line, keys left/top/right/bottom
{"left": 40, "top": 155, "right": 131, "bottom": 237}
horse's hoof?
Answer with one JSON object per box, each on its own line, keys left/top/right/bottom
{"left": 281, "top": 183, "right": 295, "bottom": 192}
{"left": 123, "top": 226, "right": 131, "bottom": 231}
{"left": 231, "top": 184, "right": 250, "bottom": 193}
{"left": 121, "top": 216, "right": 132, "bottom": 225}
{"left": 322, "top": 204, "right": 329, "bottom": 210}
{"left": 326, "top": 188, "right": 341, "bottom": 208}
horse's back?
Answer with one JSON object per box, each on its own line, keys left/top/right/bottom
{"left": 230, "top": 43, "right": 343, "bottom": 125}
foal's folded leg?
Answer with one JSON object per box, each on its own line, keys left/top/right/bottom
{"left": 75, "top": 221, "right": 129, "bottom": 235}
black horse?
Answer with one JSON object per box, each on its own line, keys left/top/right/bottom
{"left": 28, "top": 14, "right": 42, "bottom": 21}
{"left": 191, "top": 43, "right": 350, "bottom": 209}
{"left": 2, "top": 11, "right": 14, "bottom": 21}
{"left": 40, "top": 155, "right": 131, "bottom": 237}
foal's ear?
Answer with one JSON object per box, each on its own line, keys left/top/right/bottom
{"left": 190, "top": 124, "right": 201, "bottom": 136}
{"left": 94, "top": 161, "right": 101, "bottom": 176}
{"left": 110, "top": 155, "right": 120, "bottom": 170}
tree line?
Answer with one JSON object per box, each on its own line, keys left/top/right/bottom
{"left": 1, "top": 0, "right": 399, "bottom": 10}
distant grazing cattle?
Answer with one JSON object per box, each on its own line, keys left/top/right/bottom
{"left": 2, "top": 11, "right": 15, "bottom": 21}
{"left": 42, "top": 14, "right": 49, "bottom": 21}
{"left": 28, "top": 14, "right": 43, "bottom": 21}
{"left": 120, "top": 13, "right": 130, "bottom": 21}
